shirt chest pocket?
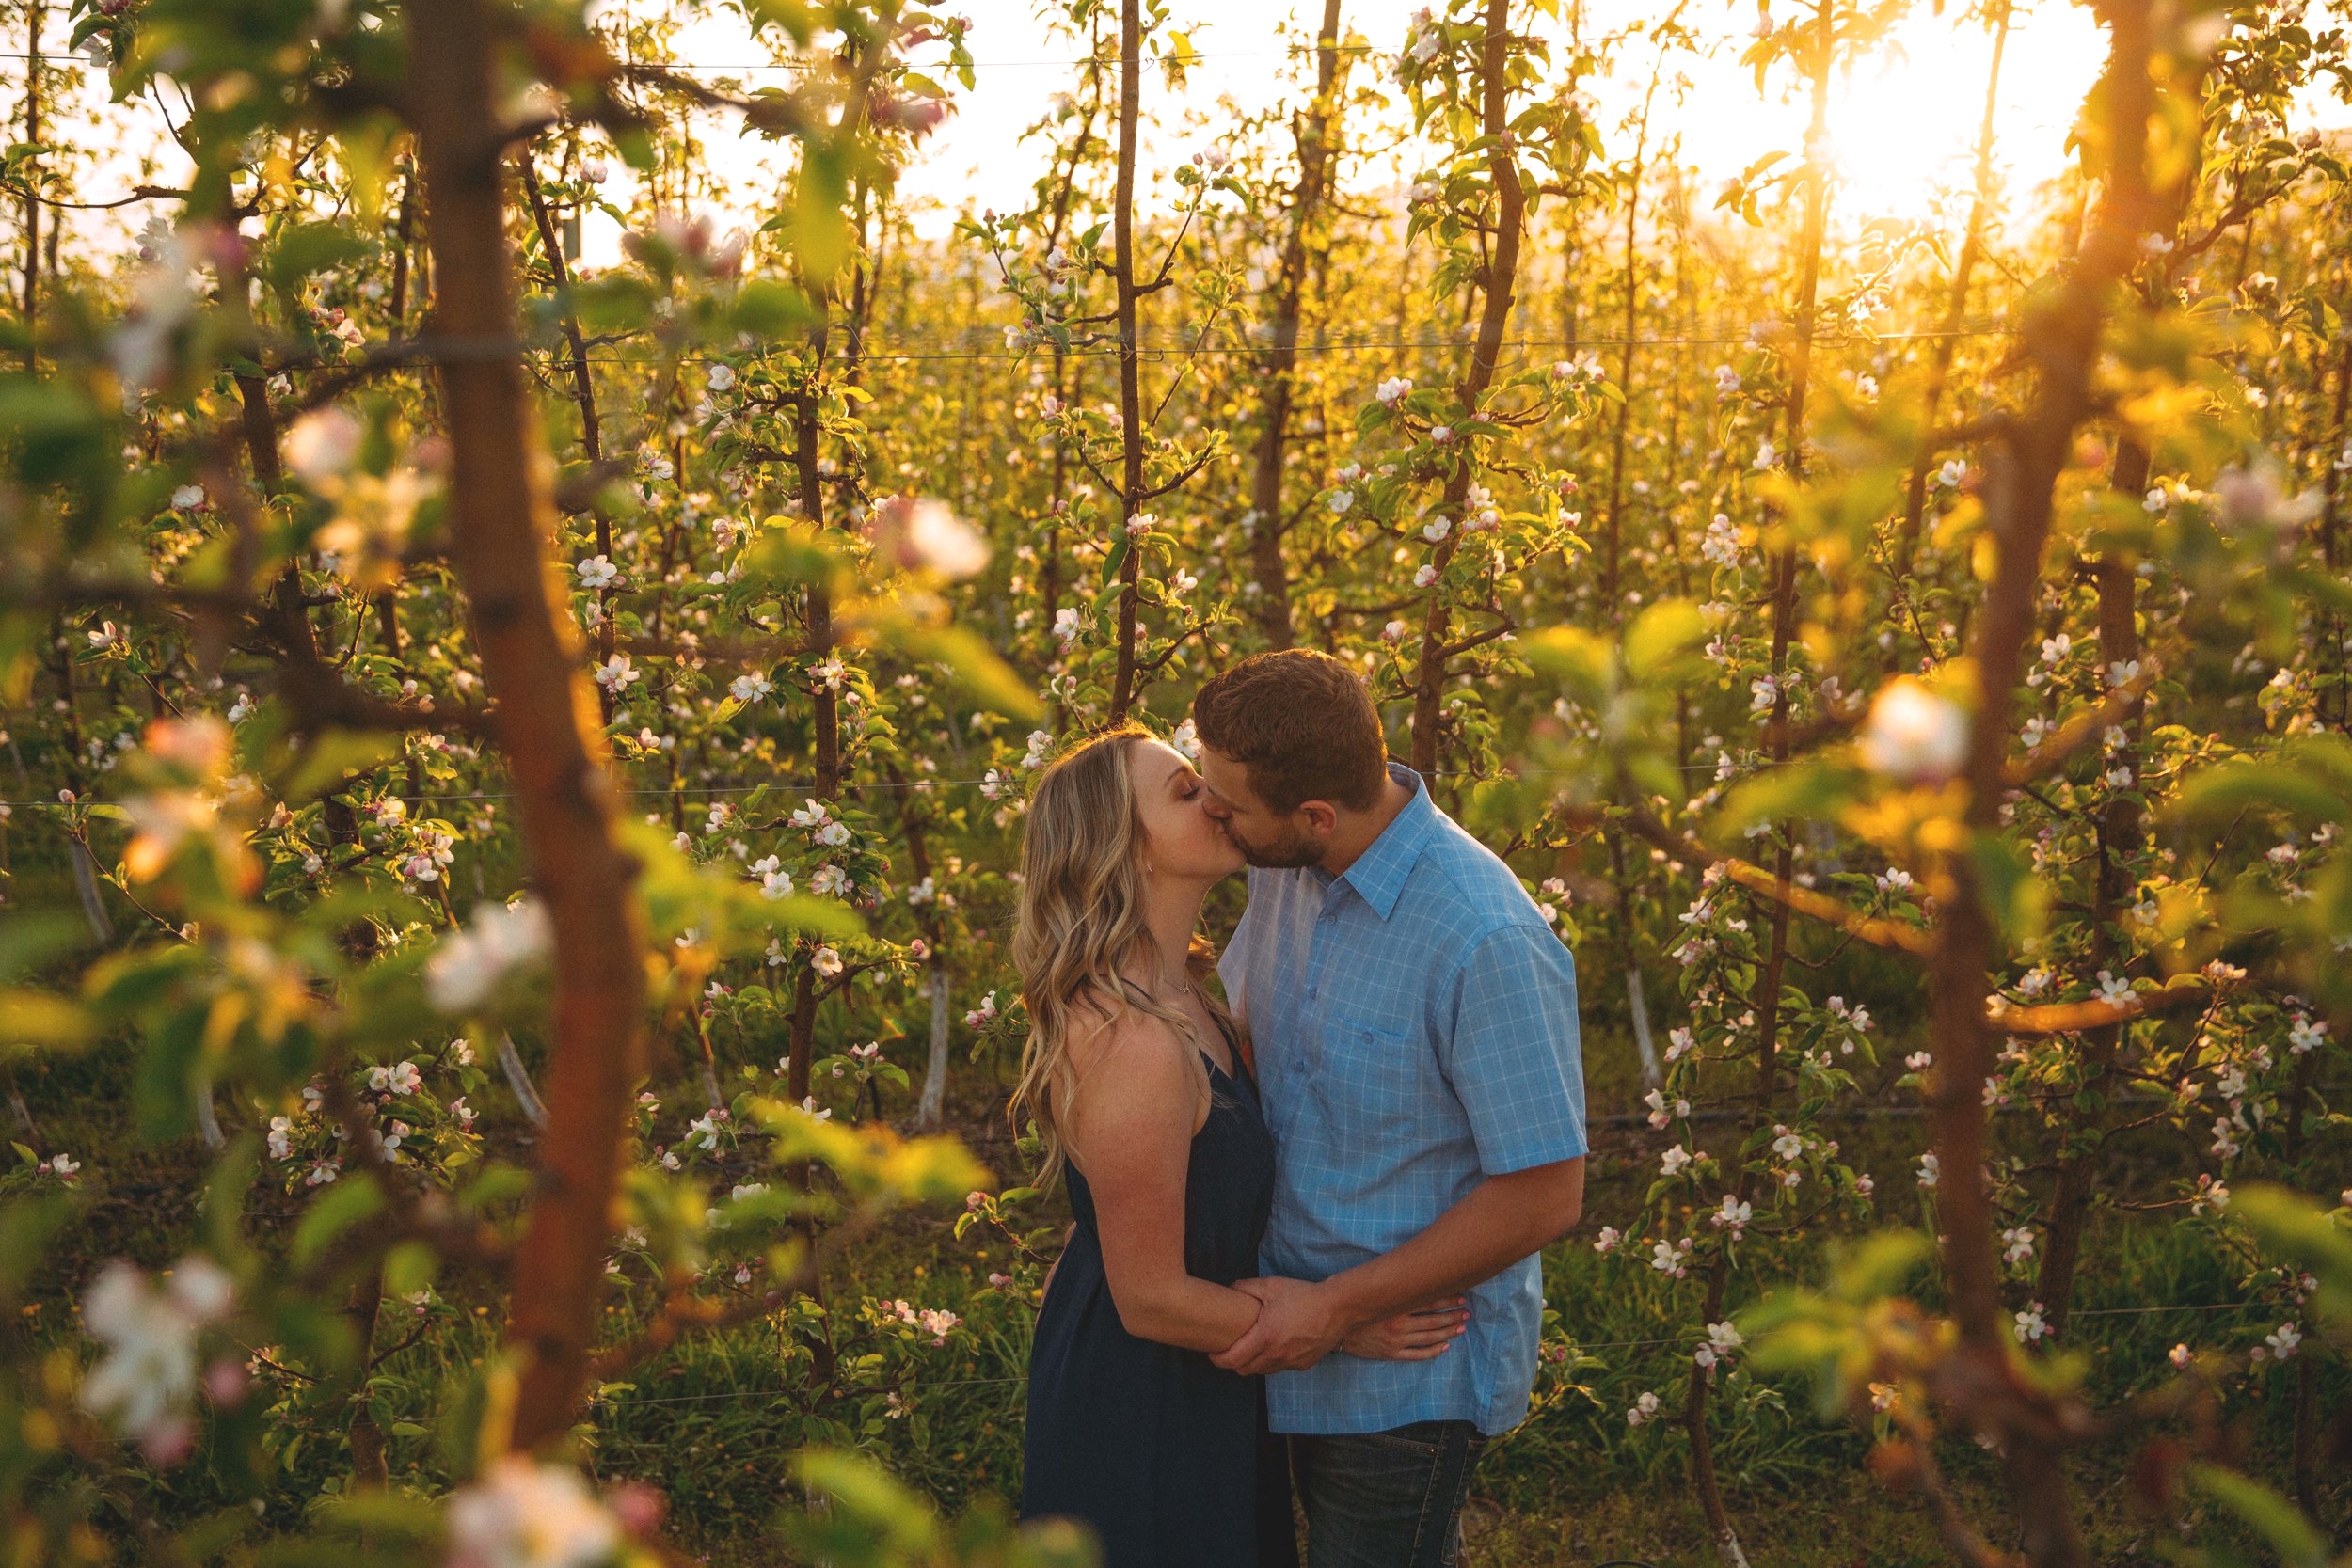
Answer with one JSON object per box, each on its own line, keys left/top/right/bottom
{"left": 1310, "top": 1010, "right": 1429, "bottom": 1132}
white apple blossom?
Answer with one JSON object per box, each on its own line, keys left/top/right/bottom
{"left": 866, "top": 495, "right": 990, "bottom": 580}
{"left": 445, "top": 1455, "right": 622, "bottom": 1568}
{"left": 79, "top": 1256, "right": 236, "bottom": 1463}
{"left": 283, "top": 406, "right": 363, "bottom": 485}
{"left": 1858, "top": 677, "right": 1968, "bottom": 784}
{"left": 1376, "top": 375, "right": 1413, "bottom": 404}
{"left": 425, "top": 899, "right": 553, "bottom": 1014}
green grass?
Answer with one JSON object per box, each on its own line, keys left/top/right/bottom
{"left": 19, "top": 1019, "right": 2345, "bottom": 1564}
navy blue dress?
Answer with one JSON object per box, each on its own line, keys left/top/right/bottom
{"left": 1021, "top": 1038, "right": 1297, "bottom": 1568}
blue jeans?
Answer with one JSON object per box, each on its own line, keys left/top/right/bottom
{"left": 1290, "top": 1420, "right": 1487, "bottom": 1568}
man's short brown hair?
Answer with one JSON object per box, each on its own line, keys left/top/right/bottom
{"left": 1193, "top": 650, "right": 1388, "bottom": 814}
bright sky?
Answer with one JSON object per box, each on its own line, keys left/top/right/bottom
{"left": 29, "top": 2, "right": 2349, "bottom": 274}
{"left": 578, "top": 0, "right": 2122, "bottom": 265}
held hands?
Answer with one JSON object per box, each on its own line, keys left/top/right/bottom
{"left": 1211, "top": 1278, "right": 1470, "bottom": 1377}
{"left": 1342, "top": 1295, "right": 1470, "bottom": 1362}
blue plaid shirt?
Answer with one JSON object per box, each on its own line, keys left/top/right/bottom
{"left": 1219, "top": 764, "right": 1586, "bottom": 1438}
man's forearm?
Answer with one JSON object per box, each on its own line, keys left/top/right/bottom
{"left": 1318, "top": 1160, "right": 1583, "bottom": 1331}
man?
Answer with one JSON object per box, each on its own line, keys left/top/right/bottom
{"left": 1192, "top": 649, "right": 1588, "bottom": 1568}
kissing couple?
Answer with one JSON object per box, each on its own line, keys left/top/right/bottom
{"left": 1011, "top": 650, "right": 1589, "bottom": 1568}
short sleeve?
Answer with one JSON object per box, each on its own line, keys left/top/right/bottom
{"left": 1217, "top": 876, "right": 1260, "bottom": 1031}
{"left": 1440, "top": 924, "right": 1588, "bottom": 1173}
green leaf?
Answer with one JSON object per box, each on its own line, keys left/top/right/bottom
{"left": 292, "top": 1176, "right": 386, "bottom": 1268}
{"left": 277, "top": 730, "right": 405, "bottom": 801}
{"left": 2190, "top": 1465, "right": 2329, "bottom": 1568}
{"left": 1711, "top": 759, "right": 1860, "bottom": 839}
{"left": 1828, "top": 1228, "right": 1933, "bottom": 1304}
{"left": 792, "top": 149, "right": 852, "bottom": 282}
{"left": 0, "top": 911, "right": 87, "bottom": 982}
{"left": 1621, "top": 599, "right": 1708, "bottom": 685}
{"left": 734, "top": 278, "right": 815, "bottom": 339}
{"left": 893, "top": 624, "right": 1041, "bottom": 721}
{"left": 784, "top": 1449, "right": 941, "bottom": 1559}
{"left": 2231, "top": 1183, "right": 2352, "bottom": 1325}
{"left": 264, "top": 223, "right": 371, "bottom": 290}
{"left": 1098, "top": 535, "right": 1131, "bottom": 588}
{"left": 0, "top": 986, "right": 88, "bottom": 1049}
{"left": 1967, "top": 832, "right": 2048, "bottom": 944}
{"left": 2173, "top": 752, "right": 2352, "bottom": 825}
{"left": 0, "top": 1195, "right": 71, "bottom": 1308}
{"left": 382, "top": 1239, "right": 437, "bottom": 1296}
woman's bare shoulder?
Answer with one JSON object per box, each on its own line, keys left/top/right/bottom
{"left": 1063, "top": 982, "right": 1184, "bottom": 1076}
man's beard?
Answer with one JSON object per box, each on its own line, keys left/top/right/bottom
{"left": 1230, "top": 821, "right": 1323, "bottom": 870}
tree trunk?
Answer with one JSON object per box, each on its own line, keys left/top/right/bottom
{"left": 518, "top": 150, "right": 614, "bottom": 685}
{"left": 1895, "top": 0, "right": 2010, "bottom": 570}
{"left": 1108, "top": 0, "right": 1147, "bottom": 720}
{"left": 1923, "top": 9, "right": 2153, "bottom": 1563}
{"left": 918, "top": 957, "right": 950, "bottom": 1132}
{"left": 407, "top": 0, "right": 650, "bottom": 1454}
{"left": 342, "top": 1267, "right": 390, "bottom": 1491}
{"left": 21, "top": 1, "right": 40, "bottom": 374}
{"left": 2319, "top": 332, "right": 2351, "bottom": 729}
{"left": 2033, "top": 47, "right": 2205, "bottom": 1340}
{"left": 1407, "top": 0, "right": 1524, "bottom": 776}
{"left": 1246, "top": 0, "right": 1347, "bottom": 648}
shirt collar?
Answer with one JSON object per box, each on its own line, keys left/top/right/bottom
{"left": 1334, "top": 763, "right": 1437, "bottom": 921}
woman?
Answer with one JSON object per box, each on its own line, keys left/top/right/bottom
{"left": 1012, "top": 724, "right": 1467, "bottom": 1567}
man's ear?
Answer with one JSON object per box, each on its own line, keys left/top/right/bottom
{"left": 1296, "top": 800, "right": 1340, "bottom": 839}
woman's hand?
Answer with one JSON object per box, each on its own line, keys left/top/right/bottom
{"left": 1340, "top": 1297, "right": 1470, "bottom": 1362}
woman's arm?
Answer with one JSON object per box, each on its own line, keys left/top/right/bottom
{"left": 1067, "top": 1014, "right": 1263, "bottom": 1354}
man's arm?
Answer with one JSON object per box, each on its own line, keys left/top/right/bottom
{"left": 1212, "top": 1159, "right": 1581, "bottom": 1375}
{"left": 1213, "top": 923, "right": 1587, "bottom": 1376}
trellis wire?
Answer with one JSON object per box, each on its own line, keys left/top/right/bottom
{"left": 0, "top": 24, "right": 1870, "bottom": 71}
{"left": 549, "top": 325, "right": 2016, "bottom": 368}
{"left": 592, "top": 1298, "right": 2271, "bottom": 1410}
{"left": 0, "top": 762, "right": 1725, "bottom": 811}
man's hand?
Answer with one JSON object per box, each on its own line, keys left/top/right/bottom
{"left": 1210, "top": 1276, "right": 1348, "bottom": 1377}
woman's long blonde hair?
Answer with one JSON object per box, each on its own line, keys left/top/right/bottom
{"left": 1009, "top": 723, "right": 1231, "bottom": 1187}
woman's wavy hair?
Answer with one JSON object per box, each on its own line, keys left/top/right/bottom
{"left": 1009, "top": 722, "right": 1230, "bottom": 1187}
